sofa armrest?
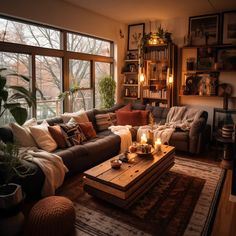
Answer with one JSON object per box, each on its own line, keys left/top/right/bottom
{"left": 189, "top": 118, "right": 207, "bottom": 154}
{"left": 189, "top": 118, "right": 206, "bottom": 137}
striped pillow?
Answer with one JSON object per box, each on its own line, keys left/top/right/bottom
{"left": 95, "top": 113, "right": 112, "bottom": 131}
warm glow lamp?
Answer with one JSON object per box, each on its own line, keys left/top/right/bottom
{"left": 139, "top": 73, "right": 145, "bottom": 83}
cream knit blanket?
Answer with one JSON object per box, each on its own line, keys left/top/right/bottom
{"left": 19, "top": 147, "right": 68, "bottom": 197}
{"left": 109, "top": 125, "right": 132, "bottom": 153}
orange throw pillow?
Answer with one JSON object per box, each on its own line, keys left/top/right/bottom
{"left": 79, "top": 122, "right": 97, "bottom": 139}
{"left": 48, "top": 125, "right": 67, "bottom": 149}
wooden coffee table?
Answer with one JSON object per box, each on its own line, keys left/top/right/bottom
{"left": 83, "top": 145, "right": 175, "bottom": 209}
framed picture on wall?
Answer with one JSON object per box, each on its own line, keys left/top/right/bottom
{"left": 222, "top": 11, "right": 236, "bottom": 44}
{"left": 128, "top": 23, "right": 145, "bottom": 51}
{"left": 217, "top": 48, "right": 236, "bottom": 71}
{"left": 189, "top": 14, "right": 220, "bottom": 46}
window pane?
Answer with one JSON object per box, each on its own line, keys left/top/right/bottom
{"left": 0, "top": 52, "right": 31, "bottom": 125}
{"left": 69, "top": 59, "right": 91, "bottom": 89}
{"left": 67, "top": 33, "right": 111, "bottom": 56}
{"left": 0, "top": 18, "right": 60, "bottom": 49}
{"left": 69, "top": 59, "right": 92, "bottom": 111}
{"left": 95, "top": 62, "right": 111, "bottom": 108}
{"left": 36, "top": 56, "right": 62, "bottom": 119}
{"left": 73, "top": 89, "right": 93, "bottom": 111}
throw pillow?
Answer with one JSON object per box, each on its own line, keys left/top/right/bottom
{"left": 61, "top": 109, "right": 89, "bottom": 123}
{"left": 48, "top": 125, "right": 67, "bottom": 149}
{"left": 95, "top": 113, "right": 112, "bottom": 131}
{"left": 29, "top": 120, "right": 58, "bottom": 152}
{"left": 79, "top": 122, "right": 97, "bottom": 139}
{"left": 60, "top": 120, "right": 86, "bottom": 146}
{"left": 116, "top": 110, "right": 148, "bottom": 127}
{"left": 117, "top": 103, "right": 132, "bottom": 111}
{"left": 10, "top": 118, "right": 38, "bottom": 147}
{"left": 109, "top": 112, "right": 117, "bottom": 125}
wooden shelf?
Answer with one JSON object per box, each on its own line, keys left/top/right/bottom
{"left": 123, "top": 84, "right": 138, "bottom": 86}
{"left": 124, "top": 59, "right": 139, "bottom": 62}
{"left": 179, "top": 94, "right": 236, "bottom": 98}
{"left": 143, "top": 97, "right": 167, "bottom": 101}
{"left": 124, "top": 97, "right": 138, "bottom": 100}
{"left": 123, "top": 72, "right": 138, "bottom": 75}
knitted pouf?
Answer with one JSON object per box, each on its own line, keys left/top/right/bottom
{"left": 27, "top": 196, "right": 75, "bottom": 236}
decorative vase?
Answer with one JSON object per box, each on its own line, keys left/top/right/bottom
{"left": 0, "top": 183, "right": 23, "bottom": 209}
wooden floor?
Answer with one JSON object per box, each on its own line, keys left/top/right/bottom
{"left": 185, "top": 148, "right": 236, "bottom": 236}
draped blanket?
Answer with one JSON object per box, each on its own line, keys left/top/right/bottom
{"left": 19, "top": 147, "right": 68, "bottom": 197}
{"left": 109, "top": 125, "right": 132, "bottom": 153}
{"left": 137, "top": 106, "right": 204, "bottom": 144}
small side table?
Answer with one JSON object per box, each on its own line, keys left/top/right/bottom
{"left": 215, "top": 134, "right": 234, "bottom": 169}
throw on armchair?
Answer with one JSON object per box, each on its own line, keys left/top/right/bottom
{"left": 146, "top": 105, "right": 210, "bottom": 154}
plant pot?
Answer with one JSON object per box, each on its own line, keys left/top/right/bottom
{"left": 0, "top": 183, "right": 23, "bottom": 210}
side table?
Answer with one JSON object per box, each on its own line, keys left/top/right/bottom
{"left": 215, "top": 134, "right": 234, "bottom": 169}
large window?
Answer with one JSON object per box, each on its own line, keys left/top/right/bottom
{"left": 0, "top": 16, "right": 114, "bottom": 125}
{"left": 0, "top": 18, "right": 61, "bottom": 49}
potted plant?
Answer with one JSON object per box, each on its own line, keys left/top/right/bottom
{"left": 0, "top": 141, "right": 34, "bottom": 209}
{"left": 0, "top": 68, "right": 36, "bottom": 209}
{"left": 98, "top": 76, "right": 116, "bottom": 109}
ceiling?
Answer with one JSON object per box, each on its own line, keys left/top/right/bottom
{"left": 63, "top": 0, "right": 236, "bottom": 23}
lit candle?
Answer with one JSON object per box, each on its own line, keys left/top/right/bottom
{"left": 140, "top": 133, "right": 147, "bottom": 145}
{"left": 154, "top": 138, "right": 162, "bottom": 152}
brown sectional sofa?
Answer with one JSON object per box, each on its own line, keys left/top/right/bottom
{"left": 0, "top": 104, "right": 210, "bottom": 199}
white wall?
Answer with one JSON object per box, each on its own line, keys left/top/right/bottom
{"left": 144, "top": 17, "right": 236, "bottom": 126}
{"left": 0, "top": 0, "right": 127, "bottom": 103}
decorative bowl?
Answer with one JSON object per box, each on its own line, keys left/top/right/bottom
{"left": 110, "top": 159, "right": 122, "bottom": 169}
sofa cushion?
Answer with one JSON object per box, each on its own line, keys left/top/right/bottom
{"left": 146, "top": 105, "right": 169, "bottom": 125}
{"left": 116, "top": 110, "right": 148, "bottom": 126}
{"left": 10, "top": 119, "right": 38, "bottom": 147}
{"left": 79, "top": 122, "right": 97, "bottom": 139}
{"left": 60, "top": 120, "right": 86, "bottom": 146}
{"left": 48, "top": 125, "right": 67, "bottom": 149}
{"left": 29, "top": 120, "right": 57, "bottom": 152}
{"left": 117, "top": 103, "right": 132, "bottom": 111}
{"left": 95, "top": 113, "right": 113, "bottom": 131}
{"left": 61, "top": 110, "right": 89, "bottom": 123}
{"left": 132, "top": 102, "right": 146, "bottom": 110}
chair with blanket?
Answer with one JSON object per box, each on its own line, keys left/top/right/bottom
{"left": 145, "top": 105, "right": 211, "bottom": 154}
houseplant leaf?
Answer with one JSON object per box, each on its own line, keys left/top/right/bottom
{"left": 9, "top": 107, "right": 28, "bottom": 125}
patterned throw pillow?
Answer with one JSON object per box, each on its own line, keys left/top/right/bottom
{"left": 60, "top": 121, "right": 86, "bottom": 147}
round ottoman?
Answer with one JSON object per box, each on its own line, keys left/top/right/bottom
{"left": 27, "top": 196, "right": 75, "bottom": 236}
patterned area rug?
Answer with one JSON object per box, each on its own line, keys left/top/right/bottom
{"left": 57, "top": 156, "right": 225, "bottom": 236}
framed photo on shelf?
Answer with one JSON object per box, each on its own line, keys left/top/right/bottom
{"left": 217, "top": 48, "right": 236, "bottom": 71}
{"left": 128, "top": 23, "right": 145, "bottom": 51}
{"left": 222, "top": 11, "right": 236, "bottom": 44}
{"left": 189, "top": 14, "right": 220, "bottom": 46}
